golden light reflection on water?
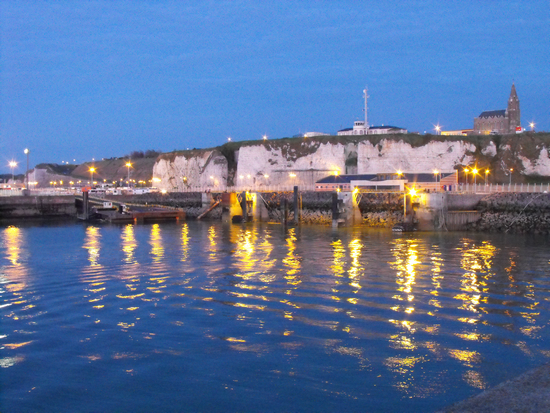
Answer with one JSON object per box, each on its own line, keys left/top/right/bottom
{"left": 456, "top": 240, "right": 496, "bottom": 315}
{"left": 348, "top": 238, "right": 364, "bottom": 290}
{"left": 208, "top": 225, "right": 217, "bottom": 258}
{"left": 181, "top": 223, "right": 189, "bottom": 262}
{"left": 282, "top": 228, "right": 301, "bottom": 286}
{"left": 4, "top": 226, "right": 22, "bottom": 266}
{"left": 149, "top": 224, "right": 164, "bottom": 262}
{"left": 2, "top": 226, "right": 28, "bottom": 292}
{"left": 121, "top": 224, "right": 137, "bottom": 264}
{"left": 83, "top": 226, "right": 102, "bottom": 267}
{"left": 233, "top": 227, "right": 256, "bottom": 274}
{"left": 389, "top": 238, "right": 420, "bottom": 313}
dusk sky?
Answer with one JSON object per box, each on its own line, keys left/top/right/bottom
{"left": 2, "top": 1, "right": 549, "bottom": 173}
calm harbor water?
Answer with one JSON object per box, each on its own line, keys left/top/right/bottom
{"left": 1, "top": 221, "right": 550, "bottom": 412}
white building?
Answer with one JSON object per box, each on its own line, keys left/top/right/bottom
{"left": 337, "top": 87, "right": 407, "bottom": 136}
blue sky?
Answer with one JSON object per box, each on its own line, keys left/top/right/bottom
{"left": 2, "top": 0, "right": 549, "bottom": 173}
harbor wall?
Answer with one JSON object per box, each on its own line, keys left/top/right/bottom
{"left": 0, "top": 196, "right": 76, "bottom": 220}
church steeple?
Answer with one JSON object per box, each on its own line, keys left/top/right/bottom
{"left": 507, "top": 83, "right": 520, "bottom": 132}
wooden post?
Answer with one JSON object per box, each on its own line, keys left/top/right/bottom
{"left": 332, "top": 192, "right": 339, "bottom": 228}
{"left": 293, "top": 186, "right": 299, "bottom": 225}
{"left": 83, "top": 191, "right": 89, "bottom": 220}
{"left": 240, "top": 191, "right": 247, "bottom": 222}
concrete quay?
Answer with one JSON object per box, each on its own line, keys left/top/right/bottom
{"left": 437, "top": 364, "right": 550, "bottom": 413}
{"left": 0, "top": 195, "right": 76, "bottom": 220}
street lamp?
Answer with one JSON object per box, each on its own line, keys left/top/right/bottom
{"left": 263, "top": 135, "right": 268, "bottom": 141}
{"left": 8, "top": 161, "right": 17, "bottom": 182}
{"left": 126, "top": 162, "right": 132, "bottom": 187}
{"left": 472, "top": 168, "right": 478, "bottom": 186}
{"left": 433, "top": 169, "right": 439, "bottom": 190}
{"left": 509, "top": 168, "right": 513, "bottom": 185}
{"left": 464, "top": 168, "right": 469, "bottom": 184}
{"left": 529, "top": 122, "right": 535, "bottom": 132}
{"left": 89, "top": 167, "right": 96, "bottom": 186}
{"left": 485, "top": 169, "right": 489, "bottom": 185}
{"left": 24, "top": 148, "right": 29, "bottom": 191}
{"left": 434, "top": 124, "right": 441, "bottom": 135}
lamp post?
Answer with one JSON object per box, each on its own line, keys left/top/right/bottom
{"left": 126, "top": 162, "right": 132, "bottom": 187}
{"left": 89, "top": 167, "right": 96, "bottom": 186}
{"left": 24, "top": 148, "right": 29, "bottom": 191}
{"left": 529, "top": 122, "right": 535, "bottom": 132}
{"left": 509, "top": 168, "right": 513, "bottom": 186}
{"left": 433, "top": 169, "right": 439, "bottom": 191}
{"left": 472, "top": 168, "right": 478, "bottom": 187}
{"left": 485, "top": 169, "right": 489, "bottom": 185}
{"left": 9, "top": 161, "right": 17, "bottom": 182}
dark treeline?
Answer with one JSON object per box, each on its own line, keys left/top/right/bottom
{"left": 126, "top": 150, "right": 161, "bottom": 159}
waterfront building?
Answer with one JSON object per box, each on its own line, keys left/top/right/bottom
{"left": 315, "top": 171, "right": 457, "bottom": 192}
{"left": 473, "top": 84, "right": 521, "bottom": 134}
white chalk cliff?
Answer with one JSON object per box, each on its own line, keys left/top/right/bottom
{"left": 151, "top": 135, "right": 550, "bottom": 191}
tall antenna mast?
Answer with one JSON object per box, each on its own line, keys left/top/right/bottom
{"left": 363, "top": 87, "right": 369, "bottom": 129}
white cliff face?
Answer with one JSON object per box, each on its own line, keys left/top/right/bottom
{"left": 151, "top": 136, "right": 550, "bottom": 191}
{"left": 519, "top": 146, "right": 550, "bottom": 175}
{"left": 153, "top": 150, "right": 228, "bottom": 191}
{"left": 358, "top": 140, "right": 476, "bottom": 173}
{"left": 482, "top": 142, "right": 497, "bottom": 157}
{"left": 235, "top": 142, "right": 347, "bottom": 188}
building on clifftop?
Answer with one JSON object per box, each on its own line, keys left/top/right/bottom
{"left": 473, "top": 84, "right": 521, "bottom": 134}
{"left": 337, "top": 87, "right": 407, "bottom": 136}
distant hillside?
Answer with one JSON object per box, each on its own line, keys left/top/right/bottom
{"left": 72, "top": 158, "right": 157, "bottom": 183}
{"left": 35, "top": 163, "right": 78, "bottom": 176}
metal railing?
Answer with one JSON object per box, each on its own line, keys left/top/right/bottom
{"left": 455, "top": 183, "right": 550, "bottom": 194}
{"left": 1, "top": 183, "right": 548, "bottom": 197}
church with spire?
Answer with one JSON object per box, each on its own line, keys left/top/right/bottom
{"left": 473, "top": 84, "right": 521, "bottom": 134}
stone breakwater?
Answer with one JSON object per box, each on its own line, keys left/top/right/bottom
{"left": 358, "top": 193, "right": 403, "bottom": 227}
{"left": 109, "top": 192, "right": 205, "bottom": 218}
{"left": 110, "top": 191, "right": 405, "bottom": 226}
{"left": 467, "top": 192, "right": 550, "bottom": 233}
